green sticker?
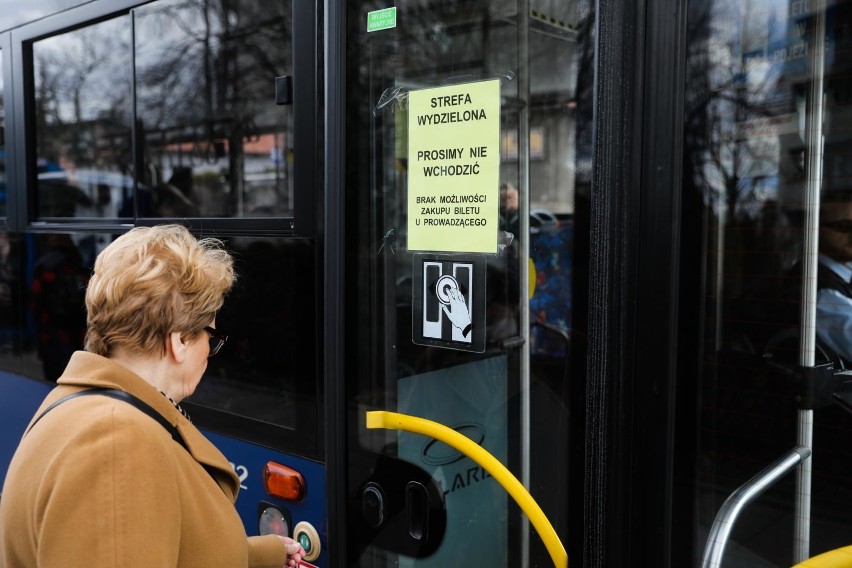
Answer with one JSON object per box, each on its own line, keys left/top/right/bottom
{"left": 367, "top": 7, "right": 396, "bottom": 32}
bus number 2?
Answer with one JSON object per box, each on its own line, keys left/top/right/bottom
{"left": 229, "top": 462, "right": 249, "bottom": 490}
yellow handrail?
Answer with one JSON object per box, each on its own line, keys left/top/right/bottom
{"left": 791, "top": 546, "right": 852, "bottom": 567}
{"left": 366, "top": 410, "right": 568, "bottom": 568}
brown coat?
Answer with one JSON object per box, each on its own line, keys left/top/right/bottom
{"left": 0, "top": 351, "right": 286, "bottom": 567}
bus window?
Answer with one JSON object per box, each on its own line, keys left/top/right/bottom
{"left": 133, "top": 0, "right": 294, "bottom": 220}
{"left": 0, "top": 231, "right": 21, "bottom": 368}
{"left": 0, "top": 232, "right": 91, "bottom": 382}
{"left": 0, "top": 229, "right": 318, "bottom": 456}
{"left": 184, "top": 235, "right": 318, "bottom": 457}
{"left": 31, "top": 17, "right": 132, "bottom": 221}
{"left": 1, "top": 46, "right": 5, "bottom": 218}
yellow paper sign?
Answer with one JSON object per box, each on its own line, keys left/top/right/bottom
{"left": 407, "top": 79, "right": 500, "bottom": 253}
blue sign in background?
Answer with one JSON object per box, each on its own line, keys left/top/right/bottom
{"left": 397, "top": 355, "right": 509, "bottom": 567}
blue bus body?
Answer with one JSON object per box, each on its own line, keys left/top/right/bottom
{"left": 0, "top": 371, "right": 327, "bottom": 567}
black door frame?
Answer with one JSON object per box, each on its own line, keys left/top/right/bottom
{"left": 579, "top": 0, "right": 687, "bottom": 565}
{"left": 323, "top": 0, "right": 347, "bottom": 565}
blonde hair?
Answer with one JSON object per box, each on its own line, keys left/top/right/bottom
{"left": 84, "top": 224, "right": 235, "bottom": 357}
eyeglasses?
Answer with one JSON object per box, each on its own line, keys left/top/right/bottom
{"left": 204, "top": 326, "right": 228, "bottom": 357}
{"left": 823, "top": 220, "right": 852, "bottom": 233}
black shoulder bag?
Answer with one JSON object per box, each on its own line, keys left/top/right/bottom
{"left": 25, "top": 388, "right": 188, "bottom": 451}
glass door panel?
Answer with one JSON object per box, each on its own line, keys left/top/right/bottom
{"left": 344, "top": 1, "right": 593, "bottom": 565}
{"left": 682, "top": 0, "right": 852, "bottom": 563}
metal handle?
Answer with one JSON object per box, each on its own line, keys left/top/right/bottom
{"left": 700, "top": 446, "right": 811, "bottom": 568}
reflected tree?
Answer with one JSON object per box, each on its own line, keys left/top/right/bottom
{"left": 33, "top": 21, "right": 132, "bottom": 173}
{"left": 134, "top": 0, "right": 293, "bottom": 216}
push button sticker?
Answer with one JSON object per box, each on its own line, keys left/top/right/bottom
{"left": 412, "top": 254, "right": 485, "bottom": 352}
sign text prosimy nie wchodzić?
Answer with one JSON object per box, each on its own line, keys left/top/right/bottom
{"left": 407, "top": 80, "right": 500, "bottom": 253}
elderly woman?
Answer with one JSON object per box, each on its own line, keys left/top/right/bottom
{"left": 0, "top": 225, "right": 304, "bottom": 568}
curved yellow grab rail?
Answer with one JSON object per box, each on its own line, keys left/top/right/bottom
{"left": 792, "top": 546, "right": 852, "bottom": 567}
{"left": 366, "top": 410, "right": 568, "bottom": 568}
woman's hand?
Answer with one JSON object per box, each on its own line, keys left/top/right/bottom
{"left": 278, "top": 536, "right": 306, "bottom": 567}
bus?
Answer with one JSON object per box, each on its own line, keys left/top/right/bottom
{"left": 2, "top": 0, "right": 852, "bottom": 567}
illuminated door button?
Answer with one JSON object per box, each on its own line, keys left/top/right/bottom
{"left": 293, "top": 521, "right": 321, "bottom": 562}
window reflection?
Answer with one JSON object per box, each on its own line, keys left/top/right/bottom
{"left": 30, "top": 234, "right": 90, "bottom": 380}
{"left": 0, "top": 0, "right": 89, "bottom": 34}
{"left": 1, "top": 48, "right": 5, "bottom": 217}
{"left": 0, "top": 228, "right": 316, "bottom": 439}
{"left": 0, "top": 232, "right": 19, "bottom": 358}
{"left": 187, "top": 236, "right": 316, "bottom": 435}
{"left": 0, "top": 232, "right": 96, "bottom": 382}
{"left": 32, "top": 18, "right": 133, "bottom": 220}
{"left": 134, "top": 0, "right": 294, "bottom": 219}
{"left": 684, "top": 0, "right": 852, "bottom": 563}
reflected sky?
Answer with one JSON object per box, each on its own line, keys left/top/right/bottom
{"left": 0, "top": 0, "right": 90, "bottom": 33}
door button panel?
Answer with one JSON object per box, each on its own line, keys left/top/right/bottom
{"left": 406, "top": 481, "right": 427, "bottom": 541}
{"left": 362, "top": 482, "right": 386, "bottom": 528}
{"left": 349, "top": 454, "right": 447, "bottom": 558}
{"left": 292, "top": 521, "right": 321, "bottom": 563}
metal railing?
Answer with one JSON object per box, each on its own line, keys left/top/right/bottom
{"left": 701, "top": 446, "right": 812, "bottom": 568}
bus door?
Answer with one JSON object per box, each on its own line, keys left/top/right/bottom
{"left": 340, "top": 2, "right": 593, "bottom": 566}
{"left": 683, "top": 0, "right": 852, "bottom": 563}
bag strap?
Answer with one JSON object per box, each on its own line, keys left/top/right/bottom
{"left": 25, "top": 388, "right": 188, "bottom": 451}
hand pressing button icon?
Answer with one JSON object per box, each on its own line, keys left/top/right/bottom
{"left": 435, "top": 275, "right": 472, "bottom": 337}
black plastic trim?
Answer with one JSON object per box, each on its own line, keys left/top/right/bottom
{"left": 184, "top": 402, "right": 318, "bottom": 459}
{"left": 9, "top": 29, "right": 26, "bottom": 231}
{"left": 630, "top": 0, "right": 688, "bottom": 564}
{"left": 293, "top": 0, "right": 318, "bottom": 238}
{"left": 324, "top": 0, "right": 346, "bottom": 565}
{"left": 25, "top": 219, "right": 297, "bottom": 240}
{"left": 584, "top": 0, "right": 642, "bottom": 565}
{"left": 135, "top": 217, "right": 297, "bottom": 235}
{"left": 586, "top": 0, "right": 689, "bottom": 565}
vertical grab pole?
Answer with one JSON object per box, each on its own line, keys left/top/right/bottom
{"left": 795, "top": 1, "right": 826, "bottom": 562}
{"left": 518, "top": 1, "right": 532, "bottom": 567}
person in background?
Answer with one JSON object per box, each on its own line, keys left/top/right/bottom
{"left": 0, "top": 224, "right": 304, "bottom": 568}
{"left": 157, "top": 166, "right": 199, "bottom": 217}
{"left": 814, "top": 190, "right": 852, "bottom": 364}
{"left": 499, "top": 181, "right": 520, "bottom": 238}
{"left": 29, "top": 234, "right": 89, "bottom": 381}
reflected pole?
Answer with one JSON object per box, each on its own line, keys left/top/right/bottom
{"left": 518, "top": 1, "right": 532, "bottom": 567}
